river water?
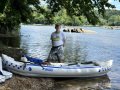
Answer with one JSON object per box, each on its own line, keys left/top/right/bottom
{"left": 20, "top": 25, "right": 120, "bottom": 90}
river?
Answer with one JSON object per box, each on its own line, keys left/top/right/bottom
{"left": 20, "top": 25, "right": 120, "bottom": 90}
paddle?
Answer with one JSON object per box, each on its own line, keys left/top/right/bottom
{"left": 68, "top": 62, "right": 79, "bottom": 66}
{"left": 81, "top": 61, "right": 99, "bottom": 66}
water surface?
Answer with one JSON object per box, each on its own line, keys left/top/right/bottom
{"left": 20, "top": 25, "right": 120, "bottom": 90}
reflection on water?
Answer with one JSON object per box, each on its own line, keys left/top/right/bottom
{"left": 64, "top": 33, "right": 87, "bottom": 63}
{"left": 54, "top": 75, "right": 111, "bottom": 90}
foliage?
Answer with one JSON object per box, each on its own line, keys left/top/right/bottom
{"left": 30, "top": 8, "right": 120, "bottom": 26}
{"left": 30, "top": 8, "right": 88, "bottom": 26}
{"left": 0, "top": 0, "right": 119, "bottom": 34}
{"left": 45, "top": 0, "right": 115, "bottom": 25}
{"left": 103, "top": 10, "right": 120, "bottom": 26}
{"left": 0, "top": 0, "right": 41, "bottom": 34}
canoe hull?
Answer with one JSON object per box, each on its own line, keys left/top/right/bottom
{"left": 0, "top": 57, "right": 12, "bottom": 80}
{"left": 2, "top": 54, "right": 113, "bottom": 77}
{"left": 6, "top": 68, "right": 109, "bottom": 77}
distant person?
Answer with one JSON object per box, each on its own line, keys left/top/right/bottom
{"left": 47, "top": 24, "right": 66, "bottom": 63}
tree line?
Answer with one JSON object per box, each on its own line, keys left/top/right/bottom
{"left": 29, "top": 8, "right": 120, "bottom": 26}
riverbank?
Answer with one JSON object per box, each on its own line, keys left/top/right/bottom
{"left": 0, "top": 75, "right": 111, "bottom": 90}
{"left": 0, "top": 75, "right": 54, "bottom": 90}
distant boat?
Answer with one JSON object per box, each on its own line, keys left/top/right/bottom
{"left": 1, "top": 54, "right": 113, "bottom": 78}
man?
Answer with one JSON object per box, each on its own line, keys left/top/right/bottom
{"left": 47, "top": 24, "right": 66, "bottom": 63}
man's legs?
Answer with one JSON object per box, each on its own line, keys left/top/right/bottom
{"left": 47, "top": 47, "right": 57, "bottom": 62}
{"left": 47, "top": 46, "right": 64, "bottom": 63}
{"left": 47, "top": 48, "right": 54, "bottom": 62}
{"left": 56, "top": 46, "right": 64, "bottom": 63}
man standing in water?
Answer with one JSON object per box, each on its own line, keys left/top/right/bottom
{"left": 47, "top": 24, "right": 66, "bottom": 63}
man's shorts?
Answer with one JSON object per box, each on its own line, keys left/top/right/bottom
{"left": 47, "top": 46, "right": 64, "bottom": 63}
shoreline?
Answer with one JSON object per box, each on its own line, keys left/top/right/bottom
{"left": 0, "top": 75, "right": 54, "bottom": 90}
{"left": 103, "top": 26, "right": 120, "bottom": 30}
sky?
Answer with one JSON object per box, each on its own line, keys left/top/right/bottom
{"left": 109, "top": 0, "right": 120, "bottom": 10}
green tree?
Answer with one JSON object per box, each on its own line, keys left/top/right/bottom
{"left": 32, "top": 12, "right": 45, "bottom": 24}
{"left": 46, "top": 0, "right": 115, "bottom": 25}
{"left": 108, "top": 15, "right": 120, "bottom": 26}
{"left": 0, "top": 0, "right": 118, "bottom": 34}
{"left": 53, "top": 9, "right": 72, "bottom": 25}
{"left": 0, "top": 0, "right": 42, "bottom": 34}
{"left": 99, "top": 18, "right": 107, "bottom": 25}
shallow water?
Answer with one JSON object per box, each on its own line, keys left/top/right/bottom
{"left": 20, "top": 25, "right": 120, "bottom": 90}
{"left": 54, "top": 75, "right": 111, "bottom": 90}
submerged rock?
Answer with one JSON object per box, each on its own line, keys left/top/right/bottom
{"left": 63, "top": 28, "right": 96, "bottom": 34}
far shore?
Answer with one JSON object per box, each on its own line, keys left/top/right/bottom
{"left": 21, "top": 23, "right": 120, "bottom": 29}
{"left": 103, "top": 26, "right": 120, "bottom": 30}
